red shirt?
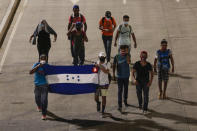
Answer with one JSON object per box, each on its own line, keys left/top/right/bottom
{"left": 69, "top": 14, "right": 86, "bottom": 24}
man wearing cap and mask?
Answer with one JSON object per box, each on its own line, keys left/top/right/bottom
{"left": 114, "top": 15, "right": 137, "bottom": 54}
{"left": 132, "top": 51, "right": 153, "bottom": 114}
{"left": 99, "top": 11, "right": 117, "bottom": 62}
{"left": 95, "top": 52, "right": 110, "bottom": 116}
{"left": 113, "top": 45, "right": 130, "bottom": 112}
{"left": 67, "top": 5, "right": 87, "bottom": 63}
{"left": 67, "top": 22, "right": 88, "bottom": 65}
{"left": 29, "top": 54, "right": 49, "bottom": 120}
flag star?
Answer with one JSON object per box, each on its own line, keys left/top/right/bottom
{"left": 77, "top": 76, "right": 80, "bottom": 78}
{"left": 72, "top": 77, "right": 75, "bottom": 79}
{"left": 67, "top": 78, "right": 69, "bottom": 81}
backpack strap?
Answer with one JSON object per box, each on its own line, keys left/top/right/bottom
{"left": 119, "top": 24, "right": 123, "bottom": 32}
{"left": 80, "top": 14, "right": 84, "bottom": 23}
{"left": 102, "top": 17, "right": 114, "bottom": 25}
{"left": 102, "top": 17, "right": 105, "bottom": 25}
{"left": 70, "top": 14, "right": 74, "bottom": 24}
{"left": 129, "top": 25, "right": 132, "bottom": 35}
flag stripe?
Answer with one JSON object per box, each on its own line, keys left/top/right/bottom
{"left": 44, "top": 65, "right": 95, "bottom": 75}
{"left": 47, "top": 73, "right": 98, "bottom": 84}
{"left": 49, "top": 83, "right": 97, "bottom": 95}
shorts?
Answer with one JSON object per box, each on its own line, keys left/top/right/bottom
{"left": 95, "top": 86, "right": 108, "bottom": 96}
{"left": 158, "top": 69, "right": 169, "bottom": 81}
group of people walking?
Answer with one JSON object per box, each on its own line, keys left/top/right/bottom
{"left": 29, "top": 4, "right": 175, "bottom": 119}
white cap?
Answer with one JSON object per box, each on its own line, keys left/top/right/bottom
{"left": 98, "top": 52, "right": 105, "bottom": 57}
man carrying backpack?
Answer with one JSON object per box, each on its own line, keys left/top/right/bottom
{"left": 113, "top": 45, "right": 130, "bottom": 112}
{"left": 154, "top": 39, "right": 174, "bottom": 99}
{"left": 67, "top": 22, "right": 88, "bottom": 66}
{"left": 114, "top": 15, "right": 137, "bottom": 54}
{"left": 99, "top": 11, "right": 117, "bottom": 62}
{"left": 67, "top": 5, "right": 87, "bottom": 63}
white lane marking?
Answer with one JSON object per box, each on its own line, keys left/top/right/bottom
{"left": 123, "top": 0, "right": 127, "bottom": 5}
{"left": 70, "top": 0, "right": 80, "bottom": 4}
{"left": 0, "top": 0, "right": 28, "bottom": 73}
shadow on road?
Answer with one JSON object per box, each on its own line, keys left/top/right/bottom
{"left": 46, "top": 110, "right": 177, "bottom": 131}
{"left": 168, "top": 97, "right": 197, "bottom": 106}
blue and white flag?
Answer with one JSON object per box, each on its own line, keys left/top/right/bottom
{"left": 44, "top": 65, "right": 98, "bottom": 95}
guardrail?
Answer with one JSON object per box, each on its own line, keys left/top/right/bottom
{"left": 0, "top": 0, "right": 21, "bottom": 48}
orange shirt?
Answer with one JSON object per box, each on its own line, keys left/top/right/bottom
{"left": 99, "top": 17, "right": 116, "bottom": 36}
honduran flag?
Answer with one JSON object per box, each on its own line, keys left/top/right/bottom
{"left": 44, "top": 64, "right": 99, "bottom": 95}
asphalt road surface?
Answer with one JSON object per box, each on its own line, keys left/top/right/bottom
{"left": 0, "top": 0, "right": 197, "bottom": 130}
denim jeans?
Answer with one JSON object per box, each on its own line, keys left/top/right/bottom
{"left": 34, "top": 84, "right": 48, "bottom": 115}
{"left": 136, "top": 83, "right": 149, "bottom": 111}
{"left": 102, "top": 35, "right": 113, "bottom": 62}
{"left": 117, "top": 78, "right": 129, "bottom": 108}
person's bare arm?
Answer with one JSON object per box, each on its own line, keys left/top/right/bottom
{"left": 131, "top": 33, "right": 137, "bottom": 48}
{"left": 114, "top": 30, "right": 120, "bottom": 47}
{"left": 29, "top": 64, "right": 41, "bottom": 74}
{"left": 84, "top": 32, "right": 88, "bottom": 42}
{"left": 170, "top": 54, "right": 174, "bottom": 73}
{"left": 147, "top": 70, "right": 154, "bottom": 87}
{"left": 132, "top": 69, "right": 138, "bottom": 85}
{"left": 99, "top": 64, "right": 109, "bottom": 74}
{"left": 113, "top": 62, "right": 116, "bottom": 80}
{"left": 67, "top": 24, "right": 75, "bottom": 35}
{"left": 154, "top": 58, "right": 157, "bottom": 73}
{"left": 84, "top": 22, "right": 87, "bottom": 32}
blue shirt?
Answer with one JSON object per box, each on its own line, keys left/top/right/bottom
{"left": 113, "top": 54, "right": 130, "bottom": 78}
{"left": 156, "top": 49, "right": 171, "bottom": 70}
{"left": 32, "top": 63, "right": 48, "bottom": 86}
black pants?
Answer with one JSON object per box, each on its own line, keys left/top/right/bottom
{"left": 117, "top": 78, "right": 129, "bottom": 108}
{"left": 136, "top": 83, "right": 149, "bottom": 111}
{"left": 102, "top": 35, "right": 112, "bottom": 62}
{"left": 73, "top": 45, "right": 85, "bottom": 65}
{"left": 34, "top": 85, "right": 48, "bottom": 116}
{"left": 37, "top": 45, "right": 50, "bottom": 63}
{"left": 70, "top": 40, "right": 74, "bottom": 58}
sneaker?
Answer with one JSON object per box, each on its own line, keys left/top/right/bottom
{"left": 37, "top": 107, "right": 41, "bottom": 112}
{"left": 158, "top": 92, "right": 162, "bottom": 99}
{"left": 139, "top": 106, "right": 142, "bottom": 110}
{"left": 124, "top": 101, "right": 129, "bottom": 107}
{"left": 143, "top": 110, "right": 149, "bottom": 115}
{"left": 97, "top": 102, "right": 101, "bottom": 112}
{"left": 163, "top": 93, "right": 167, "bottom": 99}
{"left": 118, "top": 107, "right": 122, "bottom": 112}
{"left": 41, "top": 115, "right": 47, "bottom": 120}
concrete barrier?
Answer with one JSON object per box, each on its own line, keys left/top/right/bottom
{"left": 0, "top": 0, "right": 21, "bottom": 48}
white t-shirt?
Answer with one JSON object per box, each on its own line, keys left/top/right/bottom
{"left": 97, "top": 61, "right": 109, "bottom": 86}
{"left": 118, "top": 24, "right": 133, "bottom": 46}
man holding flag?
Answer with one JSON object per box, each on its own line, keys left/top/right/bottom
{"left": 29, "top": 54, "right": 48, "bottom": 120}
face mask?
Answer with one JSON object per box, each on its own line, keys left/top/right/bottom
{"left": 40, "top": 60, "right": 46, "bottom": 64}
{"left": 120, "top": 50, "right": 126, "bottom": 56}
{"left": 123, "top": 21, "right": 129, "bottom": 25}
{"left": 99, "top": 57, "right": 105, "bottom": 62}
